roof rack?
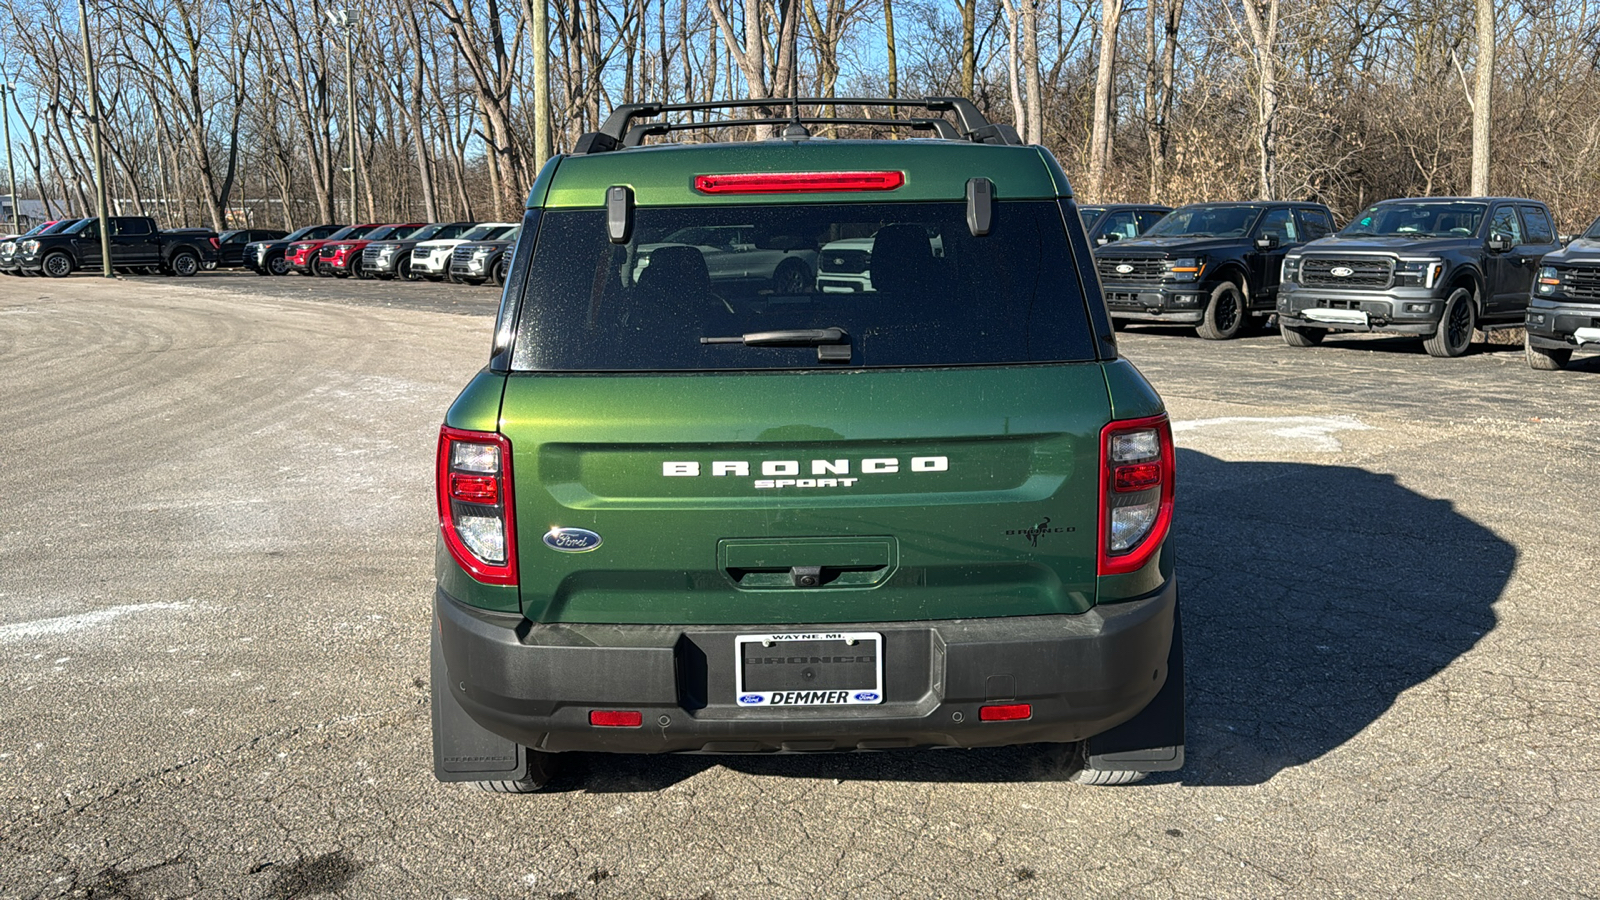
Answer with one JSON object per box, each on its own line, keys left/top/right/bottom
{"left": 572, "top": 97, "right": 1023, "bottom": 155}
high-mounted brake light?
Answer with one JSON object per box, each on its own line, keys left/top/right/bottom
{"left": 693, "top": 171, "right": 905, "bottom": 195}
{"left": 437, "top": 425, "right": 518, "bottom": 585}
{"left": 1098, "top": 414, "right": 1175, "bottom": 576}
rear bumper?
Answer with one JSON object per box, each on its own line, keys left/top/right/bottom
{"left": 434, "top": 578, "right": 1178, "bottom": 760}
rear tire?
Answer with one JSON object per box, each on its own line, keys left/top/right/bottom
{"left": 1424, "top": 287, "right": 1476, "bottom": 357}
{"left": 1066, "top": 742, "right": 1149, "bottom": 785}
{"left": 1280, "top": 321, "right": 1325, "bottom": 347}
{"left": 1196, "top": 282, "right": 1246, "bottom": 340}
{"left": 399, "top": 259, "right": 416, "bottom": 281}
{"left": 169, "top": 251, "right": 200, "bottom": 277}
{"left": 1525, "top": 333, "right": 1571, "bottom": 370}
{"left": 474, "top": 753, "right": 560, "bottom": 794}
{"left": 489, "top": 257, "right": 507, "bottom": 287}
{"left": 267, "top": 255, "right": 289, "bottom": 276}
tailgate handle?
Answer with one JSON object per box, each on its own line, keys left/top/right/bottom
{"left": 718, "top": 537, "right": 897, "bottom": 590}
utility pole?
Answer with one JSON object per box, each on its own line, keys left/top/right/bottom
{"left": 77, "top": 0, "right": 113, "bottom": 277}
{"left": 331, "top": 8, "right": 357, "bottom": 222}
{"left": 530, "top": 0, "right": 552, "bottom": 168}
{"left": 1, "top": 82, "right": 19, "bottom": 234}
{"left": 1471, "top": 0, "right": 1493, "bottom": 196}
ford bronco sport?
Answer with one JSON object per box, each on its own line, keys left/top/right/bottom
{"left": 432, "top": 98, "right": 1183, "bottom": 791}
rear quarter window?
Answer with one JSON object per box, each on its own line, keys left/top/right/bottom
{"left": 509, "top": 201, "right": 1097, "bottom": 371}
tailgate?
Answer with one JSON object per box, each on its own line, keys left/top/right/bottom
{"left": 501, "top": 365, "right": 1110, "bottom": 625}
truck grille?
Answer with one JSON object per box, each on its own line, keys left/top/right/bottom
{"left": 450, "top": 246, "right": 475, "bottom": 272}
{"left": 821, "top": 249, "right": 869, "bottom": 274}
{"left": 1095, "top": 256, "right": 1165, "bottom": 283}
{"left": 362, "top": 246, "right": 386, "bottom": 268}
{"left": 1300, "top": 257, "right": 1394, "bottom": 288}
{"left": 1561, "top": 268, "right": 1600, "bottom": 302}
{"left": 413, "top": 247, "right": 432, "bottom": 261}
{"left": 317, "top": 246, "right": 337, "bottom": 259}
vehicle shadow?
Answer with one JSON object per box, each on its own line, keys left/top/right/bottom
{"left": 546, "top": 450, "right": 1509, "bottom": 792}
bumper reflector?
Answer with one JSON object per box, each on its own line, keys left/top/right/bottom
{"left": 979, "top": 703, "right": 1032, "bottom": 722}
{"left": 589, "top": 710, "right": 643, "bottom": 727}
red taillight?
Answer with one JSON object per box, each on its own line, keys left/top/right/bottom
{"left": 693, "top": 171, "right": 905, "bottom": 194}
{"left": 589, "top": 710, "right": 642, "bottom": 727}
{"left": 979, "top": 704, "right": 1032, "bottom": 722}
{"left": 208, "top": 237, "right": 220, "bottom": 249}
{"left": 449, "top": 473, "right": 498, "bottom": 504}
{"left": 1098, "top": 414, "right": 1175, "bottom": 576}
{"left": 437, "top": 425, "right": 517, "bottom": 585}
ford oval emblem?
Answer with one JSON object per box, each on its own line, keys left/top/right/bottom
{"left": 1330, "top": 266, "right": 1354, "bottom": 277}
{"left": 543, "top": 527, "right": 602, "bottom": 553}
{"left": 1115, "top": 263, "right": 1134, "bottom": 274}
{"left": 853, "top": 692, "right": 880, "bottom": 702}
{"left": 739, "top": 694, "right": 765, "bottom": 705}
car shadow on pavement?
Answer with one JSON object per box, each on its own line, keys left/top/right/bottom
{"left": 1170, "top": 448, "right": 1509, "bottom": 786}
{"left": 543, "top": 450, "right": 1510, "bottom": 792}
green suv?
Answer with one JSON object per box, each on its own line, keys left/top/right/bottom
{"left": 432, "top": 98, "right": 1183, "bottom": 791}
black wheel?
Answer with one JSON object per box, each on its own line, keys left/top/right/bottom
{"left": 266, "top": 255, "right": 289, "bottom": 276}
{"left": 399, "top": 259, "right": 416, "bottom": 281}
{"left": 1196, "top": 282, "right": 1245, "bottom": 340}
{"left": 170, "top": 252, "right": 200, "bottom": 277}
{"left": 489, "top": 256, "right": 507, "bottom": 287}
{"left": 1525, "top": 332, "right": 1571, "bottom": 371}
{"left": 1424, "top": 286, "right": 1476, "bottom": 357}
{"left": 771, "top": 258, "right": 811, "bottom": 294}
{"left": 353, "top": 259, "right": 371, "bottom": 279}
{"left": 447, "top": 272, "right": 463, "bottom": 284}
{"left": 1280, "top": 321, "right": 1325, "bottom": 347}
{"left": 41, "top": 252, "right": 74, "bottom": 278}
{"left": 474, "top": 752, "right": 561, "bottom": 794}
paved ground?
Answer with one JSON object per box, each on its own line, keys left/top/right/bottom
{"left": 1, "top": 273, "right": 1597, "bottom": 898}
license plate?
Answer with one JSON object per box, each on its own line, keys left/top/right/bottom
{"left": 735, "top": 632, "right": 883, "bottom": 707}
{"left": 1574, "top": 326, "right": 1600, "bottom": 345}
{"left": 1303, "top": 307, "right": 1369, "bottom": 326}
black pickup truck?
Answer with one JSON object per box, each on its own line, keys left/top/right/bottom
{"left": 1276, "top": 197, "right": 1560, "bottom": 357}
{"left": 1524, "top": 214, "right": 1600, "bottom": 370}
{"left": 1094, "top": 201, "right": 1337, "bottom": 339}
{"left": 1079, "top": 204, "right": 1171, "bottom": 246}
{"left": 14, "top": 216, "right": 220, "bottom": 278}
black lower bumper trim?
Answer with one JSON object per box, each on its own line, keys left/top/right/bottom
{"left": 434, "top": 580, "right": 1179, "bottom": 762}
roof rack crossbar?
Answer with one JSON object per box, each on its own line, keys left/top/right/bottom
{"left": 623, "top": 116, "right": 962, "bottom": 147}
{"left": 575, "top": 97, "right": 1021, "bottom": 155}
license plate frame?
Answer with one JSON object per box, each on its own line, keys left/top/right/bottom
{"left": 734, "top": 632, "right": 883, "bottom": 707}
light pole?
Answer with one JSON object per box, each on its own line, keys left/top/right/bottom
{"left": 329, "top": 8, "right": 357, "bottom": 222}
{"left": 76, "top": 0, "right": 113, "bottom": 277}
{"left": 0, "top": 81, "right": 19, "bottom": 234}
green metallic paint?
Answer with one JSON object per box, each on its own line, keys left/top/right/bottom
{"left": 496, "top": 364, "right": 1114, "bottom": 625}
{"left": 537, "top": 141, "right": 1065, "bottom": 210}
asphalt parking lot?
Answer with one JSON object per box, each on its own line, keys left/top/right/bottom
{"left": 2, "top": 272, "right": 1597, "bottom": 898}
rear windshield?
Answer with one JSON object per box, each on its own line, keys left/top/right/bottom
{"left": 509, "top": 201, "right": 1095, "bottom": 371}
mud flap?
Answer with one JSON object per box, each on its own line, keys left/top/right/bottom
{"left": 431, "top": 618, "right": 537, "bottom": 783}
{"left": 1083, "top": 594, "right": 1185, "bottom": 772}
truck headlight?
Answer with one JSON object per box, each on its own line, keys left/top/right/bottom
{"left": 22, "top": 240, "right": 38, "bottom": 254}
{"left": 1163, "top": 257, "right": 1203, "bottom": 282}
{"left": 1393, "top": 259, "right": 1445, "bottom": 289}
{"left": 1281, "top": 255, "right": 1302, "bottom": 284}
{"left": 1537, "top": 266, "right": 1562, "bottom": 294}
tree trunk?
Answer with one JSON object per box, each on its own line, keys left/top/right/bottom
{"left": 1471, "top": 0, "right": 1493, "bottom": 195}
{"left": 1087, "top": 0, "right": 1125, "bottom": 201}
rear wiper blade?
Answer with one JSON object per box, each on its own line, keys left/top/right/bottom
{"left": 700, "top": 327, "right": 852, "bottom": 362}
{"left": 701, "top": 327, "right": 847, "bottom": 346}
